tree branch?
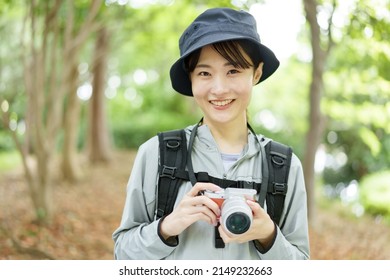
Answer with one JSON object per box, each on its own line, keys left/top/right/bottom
{"left": 326, "top": 0, "right": 337, "bottom": 54}
{"left": 66, "top": 0, "right": 103, "bottom": 53}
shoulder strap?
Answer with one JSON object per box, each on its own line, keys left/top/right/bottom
{"left": 263, "top": 140, "right": 293, "bottom": 226}
{"left": 156, "top": 129, "right": 187, "bottom": 219}
{"left": 156, "top": 129, "right": 293, "bottom": 227}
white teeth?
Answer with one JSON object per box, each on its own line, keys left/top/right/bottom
{"left": 210, "top": 99, "right": 233, "bottom": 106}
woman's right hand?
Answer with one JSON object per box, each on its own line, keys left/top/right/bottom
{"left": 159, "top": 183, "right": 222, "bottom": 240}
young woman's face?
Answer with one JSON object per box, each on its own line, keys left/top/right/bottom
{"left": 190, "top": 44, "right": 263, "bottom": 127}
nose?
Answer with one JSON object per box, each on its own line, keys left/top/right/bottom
{"left": 210, "top": 75, "right": 228, "bottom": 96}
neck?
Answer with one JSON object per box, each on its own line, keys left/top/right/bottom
{"left": 202, "top": 118, "right": 248, "bottom": 154}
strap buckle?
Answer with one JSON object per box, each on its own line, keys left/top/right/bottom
{"left": 272, "top": 183, "right": 287, "bottom": 195}
{"left": 271, "top": 154, "right": 286, "bottom": 166}
{"left": 157, "top": 208, "right": 165, "bottom": 218}
{"left": 161, "top": 165, "right": 177, "bottom": 179}
{"left": 237, "top": 181, "right": 255, "bottom": 189}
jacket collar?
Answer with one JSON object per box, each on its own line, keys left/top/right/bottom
{"left": 189, "top": 124, "right": 262, "bottom": 158}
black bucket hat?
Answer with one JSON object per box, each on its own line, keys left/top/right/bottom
{"left": 169, "top": 7, "right": 280, "bottom": 96}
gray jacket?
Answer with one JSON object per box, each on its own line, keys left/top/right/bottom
{"left": 112, "top": 125, "right": 310, "bottom": 260}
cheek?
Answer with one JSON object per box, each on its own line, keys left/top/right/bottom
{"left": 192, "top": 94, "right": 203, "bottom": 106}
{"left": 235, "top": 79, "right": 254, "bottom": 96}
{"left": 191, "top": 83, "right": 201, "bottom": 96}
{"left": 190, "top": 75, "right": 199, "bottom": 93}
{"left": 192, "top": 88, "right": 207, "bottom": 107}
{"left": 191, "top": 79, "right": 208, "bottom": 99}
{"left": 237, "top": 82, "right": 253, "bottom": 104}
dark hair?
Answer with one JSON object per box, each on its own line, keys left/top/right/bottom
{"left": 184, "top": 40, "right": 262, "bottom": 73}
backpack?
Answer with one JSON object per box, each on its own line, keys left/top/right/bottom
{"left": 156, "top": 127, "right": 292, "bottom": 246}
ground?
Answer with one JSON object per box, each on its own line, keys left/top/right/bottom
{"left": 0, "top": 150, "right": 389, "bottom": 260}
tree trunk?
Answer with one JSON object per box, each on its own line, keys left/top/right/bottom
{"left": 62, "top": 49, "right": 83, "bottom": 182}
{"left": 30, "top": 160, "right": 54, "bottom": 222}
{"left": 21, "top": 2, "right": 55, "bottom": 222}
{"left": 302, "top": 0, "right": 330, "bottom": 224}
{"left": 88, "top": 27, "right": 112, "bottom": 163}
{"left": 61, "top": 0, "right": 103, "bottom": 180}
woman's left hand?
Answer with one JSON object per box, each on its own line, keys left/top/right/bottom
{"left": 217, "top": 200, "right": 276, "bottom": 247}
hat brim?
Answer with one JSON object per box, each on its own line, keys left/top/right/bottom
{"left": 170, "top": 35, "right": 280, "bottom": 96}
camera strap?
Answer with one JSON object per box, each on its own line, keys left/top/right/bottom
{"left": 214, "top": 223, "right": 225, "bottom": 248}
{"left": 187, "top": 124, "right": 226, "bottom": 248}
{"left": 186, "top": 120, "right": 200, "bottom": 187}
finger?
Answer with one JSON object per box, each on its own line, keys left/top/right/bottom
{"left": 193, "top": 207, "right": 219, "bottom": 225}
{"left": 178, "top": 203, "right": 218, "bottom": 226}
{"left": 246, "top": 199, "right": 260, "bottom": 211}
{"left": 189, "top": 196, "right": 221, "bottom": 217}
{"left": 218, "top": 224, "right": 233, "bottom": 243}
{"left": 166, "top": 202, "right": 217, "bottom": 227}
{"left": 187, "top": 182, "right": 222, "bottom": 197}
{"left": 246, "top": 200, "right": 266, "bottom": 218}
{"left": 218, "top": 223, "right": 251, "bottom": 244}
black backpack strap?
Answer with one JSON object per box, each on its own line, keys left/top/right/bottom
{"left": 156, "top": 127, "right": 292, "bottom": 228}
{"left": 156, "top": 129, "right": 187, "bottom": 219}
{"left": 263, "top": 140, "right": 293, "bottom": 226}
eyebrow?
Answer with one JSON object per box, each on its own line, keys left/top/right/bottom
{"left": 195, "top": 62, "right": 235, "bottom": 68}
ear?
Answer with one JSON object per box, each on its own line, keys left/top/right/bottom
{"left": 253, "top": 62, "right": 264, "bottom": 85}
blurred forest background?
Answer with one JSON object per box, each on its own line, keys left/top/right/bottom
{"left": 0, "top": 0, "right": 389, "bottom": 259}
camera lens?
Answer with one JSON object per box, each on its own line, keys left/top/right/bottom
{"left": 221, "top": 196, "right": 253, "bottom": 235}
{"left": 225, "top": 212, "right": 251, "bottom": 234}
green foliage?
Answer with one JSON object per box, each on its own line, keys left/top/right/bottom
{"left": 323, "top": 125, "right": 390, "bottom": 185}
{"left": 248, "top": 57, "right": 311, "bottom": 158}
{"left": 0, "top": 150, "right": 21, "bottom": 172}
{"left": 320, "top": 0, "right": 390, "bottom": 186}
{"left": 111, "top": 112, "right": 196, "bottom": 149}
{"left": 0, "top": 131, "right": 14, "bottom": 151}
{"left": 108, "top": 82, "right": 200, "bottom": 148}
{"left": 360, "top": 171, "right": 390, "bottom": 217}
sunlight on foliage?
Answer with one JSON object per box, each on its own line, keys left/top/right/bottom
{"left": 358, "top": 127, "right": 381, "bottom": 156}
{"left": 360, "top": 171, "right": 390, "bottom": 217}
{"left": 0, "top": 150, "right": 21, "bottom": 172}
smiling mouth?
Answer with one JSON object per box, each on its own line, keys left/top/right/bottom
{"left": 209, "top": 99, "right": 234, "bottom": 107}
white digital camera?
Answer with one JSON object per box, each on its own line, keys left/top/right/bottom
{"left": 204, "top": 188, "right": 257, "bottom": 235}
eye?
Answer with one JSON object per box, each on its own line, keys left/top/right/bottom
{"left": 227, "top": 69, "right": 240, "bottom": 75}
{"left": 198, "top": 71, "right": 210, "bottom": 76}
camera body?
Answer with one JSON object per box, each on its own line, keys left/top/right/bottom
{"left": 204, "top": 188, "right": 257, "bottom": 235}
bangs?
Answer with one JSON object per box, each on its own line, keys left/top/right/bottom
{"left": 212, "top": 41, "right": 253, "bottom": 69}
{"left": 185, "top": 40, "right": 258, "bottom": 73}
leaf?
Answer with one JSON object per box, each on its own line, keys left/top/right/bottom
{"left": 358, "top": 126, "right": 380, "bottom": 157}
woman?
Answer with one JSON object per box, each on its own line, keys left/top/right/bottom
{"left": 113, "top": 7, "right": 310, "bottom": 260}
